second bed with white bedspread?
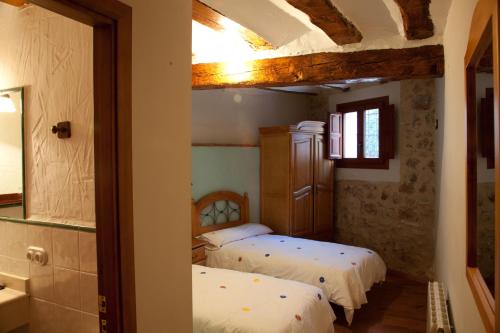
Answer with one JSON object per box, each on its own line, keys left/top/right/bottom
{"left": 205, "top": 234, "right": 387, "bottom": 324}
{"left": 193, "top": 265, "right": 336, "bottom": 333}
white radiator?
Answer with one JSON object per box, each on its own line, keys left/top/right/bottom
{"left": 427, "top": 282, "right": 452, "bottom": 333}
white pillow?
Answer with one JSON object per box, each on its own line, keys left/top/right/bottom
{"left": 200, "top": 223, "right": 273, "bottom": 249}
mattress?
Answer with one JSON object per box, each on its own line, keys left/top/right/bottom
{"left": 192, "top": 265, "right": 336, "bottom": 333}
{"left": 205, "top": 234, "right": 387, "bottom": 324}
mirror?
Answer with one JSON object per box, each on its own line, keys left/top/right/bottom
{"left": 465, "top": 1, "right": 498, "bottom": 330}
{"left": 0, "top": 87, "right": 25, "bottom": 219}
{"left": 476, "top": 44, "right": 495, "bottom": 295}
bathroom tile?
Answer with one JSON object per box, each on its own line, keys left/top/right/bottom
{"left": 8, "top": 258, "right": 29, "bottom": 278}
{"left": 52, "top": 228, "right": 79, "bottom": 270}
{"left": 81, "top": 312, "right": 99, "bottom": 333}
{"left": 0, "top": 256, "right": 28, "bottom": 277}
{"left": 53, "top": 304, "right": 82, "bottom": 333}
{"left": 54, "top": 267, "right": 80, "bottom": 310}
{"left": 0, "top": 222, "right": 6, "bottom": 256}
{"left": 4, "top": 222, "right": 27, "bottom": 260}
{"left": 30, "top": 298, "right": 56, "bottom": 333}
{"left": 80, "top": 272, "right": 98, "bottom": 315}
{"left": 27, "top": 225, "right": 53, "bottom": 265}
{"left": 0, "top": 255, "right": 9, "bottom": 272}
{"left": 79, "top": 231, "right": 97, "bottom": 274}
{"left": 30, "top": 264, "right": 54, "bottom": 301}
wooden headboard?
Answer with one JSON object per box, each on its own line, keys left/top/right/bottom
{"left": 192, "top": 191, "right": 249, "bottom": 237}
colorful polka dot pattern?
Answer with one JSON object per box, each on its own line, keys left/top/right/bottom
{"left": 227, "top": 236, "right": 382, "bottom": 307}
{"left": 197, "top": 266, "right": 331, "bottom": 327}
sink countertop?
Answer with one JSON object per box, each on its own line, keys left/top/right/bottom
{"left": 0, "top": 288, "right": 26, "bottom": 305}
{"left": 0, "top": 272, "right": 29, "bottom": 295}
{"left": 0, "top": 275, "right": 29, "bottom": 333}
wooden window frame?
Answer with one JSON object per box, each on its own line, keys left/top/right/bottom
{"left": 0, "top": 0, "right": 137, "bottom": 332}
{"left": 335, "top": 96, "right": 392, "bottom": 169}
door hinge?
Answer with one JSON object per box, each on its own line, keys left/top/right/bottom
{"left": 100, "top": 319, "right": 108, "bottom": 333}
{"left": 98, "top": 295, "right": 107, "bottom": 314}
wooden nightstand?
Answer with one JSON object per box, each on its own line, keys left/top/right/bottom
{"left": 192, "top": 238, "right": 207, "bottom": 265}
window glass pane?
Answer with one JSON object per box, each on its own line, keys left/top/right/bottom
{"left": 343, "top": 112, "right": 357, "bottom": 158}
{"left": 364, "top": 108, "right": 379, "bottom": 158}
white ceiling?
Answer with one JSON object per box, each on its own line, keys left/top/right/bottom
{"left": 193, "top": 0, "right": 452, "bottom": 64}
{"left": 268, "top": 80, "right": 386, "bottom": 95}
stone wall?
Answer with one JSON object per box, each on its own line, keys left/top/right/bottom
{"left": 314, "top": 79, "right": 437, "bottom": 279}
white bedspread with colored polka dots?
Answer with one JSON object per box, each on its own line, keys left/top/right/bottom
{"left": 205, "top": 235, "right": 387, "bottom": 324}
{"left": 192, "top": 265, "right": 336, "bottom": 333}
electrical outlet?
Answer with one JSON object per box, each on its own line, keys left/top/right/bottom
{"left": 26, "top": 246, "right": 48, "bottom": 266}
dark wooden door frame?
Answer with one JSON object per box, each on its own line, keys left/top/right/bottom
{"left": 22, "top": 0, "right": 136, "bottom": 332}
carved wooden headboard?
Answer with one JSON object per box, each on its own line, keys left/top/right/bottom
{"left": 192, "top": 191, "right": 249, "bottom": 237}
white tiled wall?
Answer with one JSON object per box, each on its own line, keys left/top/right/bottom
{"left": 0, "top": 221, "right": 98, "bottom": 333}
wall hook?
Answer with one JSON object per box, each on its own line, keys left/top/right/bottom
{"left": 51, "top": 121, "right": 71, "bottom": 139}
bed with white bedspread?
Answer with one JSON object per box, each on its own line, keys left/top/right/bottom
{"left": 205, "top": 233, "right": 386, "bottom": 324}
{"left": 192, "top": 265, "right": 336, "bottom": 333}
{"left": 192, "top": 191, "right": 387, "bottom": 325}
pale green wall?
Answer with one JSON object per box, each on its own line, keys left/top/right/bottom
{"left": 192, "top": 147, "right": 260, "bottom": 222}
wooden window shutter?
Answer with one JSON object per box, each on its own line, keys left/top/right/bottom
{"left": 328, "top": 112, "right": 342, "bottom": 159}
{"left": 479, "top": 88, "right": 494, "bottom": 168}
{"left": 380, "top": 104, "right": 395, "bottom": 159}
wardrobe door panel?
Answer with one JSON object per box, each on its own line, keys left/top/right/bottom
{"left": 291, "top": 134, "right": 314, "bottom": 236}
{"left": 314, "top": 187, "right": 333, "bottom": 234}
{"left": 315, "top": 135, "right": 333, "bottom": 190}
{"left": 292, "top": 134, "right": 314, "bottom": 191}
{"left": 314, "top": 135, "right": 334, "bottom": 234}
{"left": 292, "top": 189, "right": 314, "bottom": 236}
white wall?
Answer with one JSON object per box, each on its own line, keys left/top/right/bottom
{"left": 120, "top": 0, "right": 193, "bottom": 332}
{"left": 434, "top": 0, "right": 487, "bottom": 331}
{"left": 192, "top": 88, "right": 310, "bottom": 224}
{"left": 193, "top": 88, "right": 311, "bottom": 145}
{"left": 0, "top": 4, "right": 95, "bottom": 226}
{"left": 329, "top": 81, "right": 401, "bottom": 182}
{"left": 192, "top": 147, "right": 260, "bottom": 222}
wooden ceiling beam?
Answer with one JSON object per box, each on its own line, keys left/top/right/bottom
{"left": 0, "top": 0, "right": 26, "bottom": 6}
{"left": 286, "top": 0, "right": 362, "bottom": 45}
{"left": 192, "top": 45, "right": 444, "bottom": 89}
{"left": 192, "top": 0, "right": 273, "bottom": 51}
{"left": 394, "top": 0, "right": 434, "bottom": 40}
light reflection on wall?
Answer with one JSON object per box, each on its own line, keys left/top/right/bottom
{"left": 192, "top": 20, "right": 274, "bottom": 65}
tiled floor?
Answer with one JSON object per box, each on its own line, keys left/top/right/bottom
{"left": 334, "top": 273, "right": 427, "bottom": 333}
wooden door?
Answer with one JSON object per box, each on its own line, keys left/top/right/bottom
{"left": 291, "top": 134, "right": 314, "bottom": 236}
{"left": 314, "top": 134, "right": 334, "bottom": 236}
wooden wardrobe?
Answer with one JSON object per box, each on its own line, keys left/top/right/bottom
{"left": 260, "top": 121, "right": 335, "bottom": 241}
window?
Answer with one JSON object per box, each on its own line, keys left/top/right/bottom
{"left": 328, "top": 96, "right": 395, "bottom": 169}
